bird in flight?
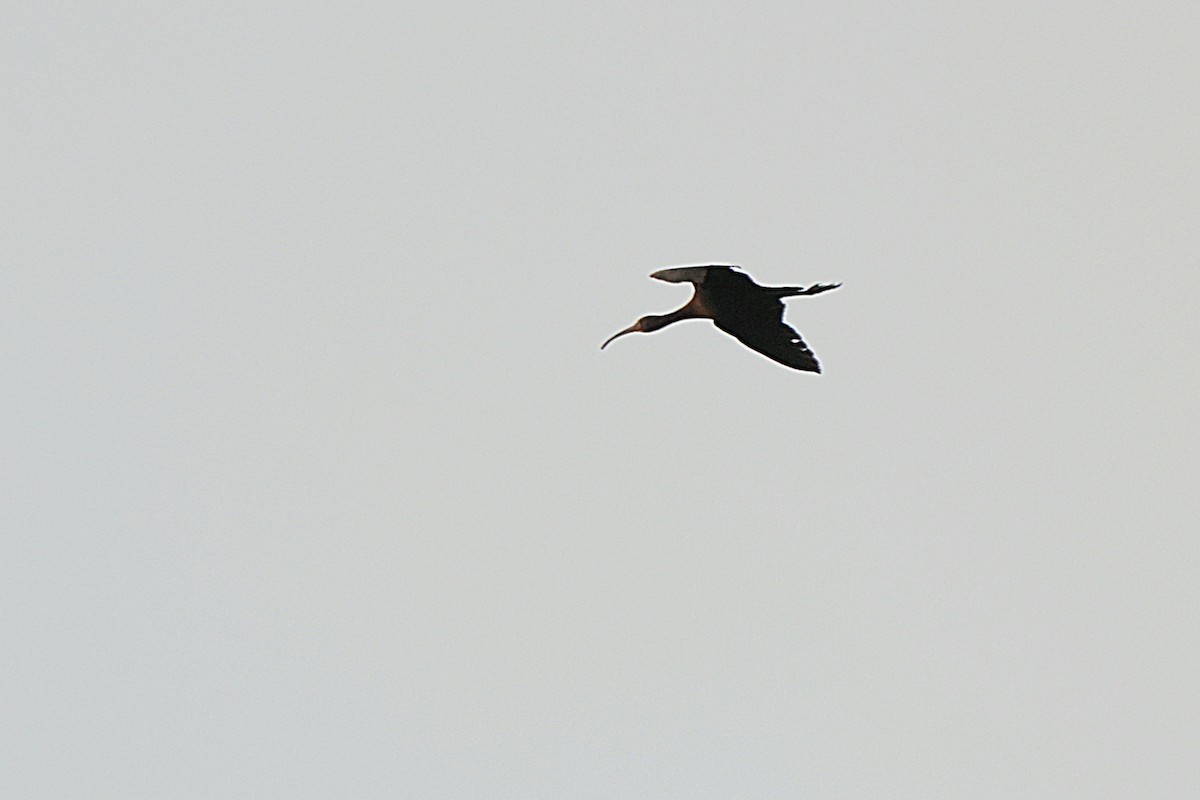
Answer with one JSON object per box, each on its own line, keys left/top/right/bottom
{"left": 602, "top": 265, "right": 841, "bottom": 373}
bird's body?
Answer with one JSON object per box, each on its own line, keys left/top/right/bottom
{"left": 602, "top": 265, "right": 840, "bottom": 373}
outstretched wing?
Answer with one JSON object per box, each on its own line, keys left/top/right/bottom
{"left": 714, "top": 314, "right": 822, "bottom": 373}
{"left": 698, "top": 268, "right": 823, "bottom": 372}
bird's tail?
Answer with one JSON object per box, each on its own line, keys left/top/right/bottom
{"left": 770, "top": 282, "right": 842, "bottom": 299}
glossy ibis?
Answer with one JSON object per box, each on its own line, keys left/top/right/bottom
{"left": 602, "top": 265, "right": 840, "bottom": 373}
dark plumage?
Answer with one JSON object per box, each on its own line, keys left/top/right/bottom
{"left": 602, "top": 265, "right": 840, "bottom": 373}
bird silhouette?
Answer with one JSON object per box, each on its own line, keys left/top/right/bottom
{"left": 602, "top": 265, "right": 840, "bottom": 373}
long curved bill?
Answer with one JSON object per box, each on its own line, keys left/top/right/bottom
{"left": 601, "top": 323, "right": 641, "bottom": 349}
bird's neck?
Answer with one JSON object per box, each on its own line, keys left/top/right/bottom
{"left": 645, "top": 293, "right": 712, "bottom": 332}
{"left": 644, "top": 306, "right": 696, "bottom": 332}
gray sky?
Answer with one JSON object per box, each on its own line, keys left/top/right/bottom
{"left": 3, "top": 2, "right": 1198, "bottom": 797}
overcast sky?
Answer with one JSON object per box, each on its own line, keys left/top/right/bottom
{"left": 3, "top": 2, "right": 1198, "bottom": 797}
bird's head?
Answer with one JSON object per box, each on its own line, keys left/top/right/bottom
{"left": 601, "top": 314, "right": 678, "bottom": 349}
{"left": 600, "top": 317, "right": 648, "bottom": 349}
